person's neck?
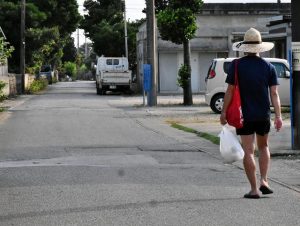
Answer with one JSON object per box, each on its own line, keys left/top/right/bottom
{"left": 246, "top": 53, "right": 259, "bottom": 57}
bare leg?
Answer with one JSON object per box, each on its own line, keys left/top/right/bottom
{"left": 256, "top": 134, "right": 270, "bottom": 187}
{"left": 241, "top": 134, "right": 259, "bottom": 195}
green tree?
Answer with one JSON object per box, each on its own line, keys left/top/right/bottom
{"left": 156, "top": 0, "right": 203, "bottom": 105}
{"left": 80, "top": 0, "right": 142, "bottom": 70}
{"left": 31, "top": 0, "right": 82, "bottom": 38}
{"left": 31, "top": 0, "right": 82, "bottom": 71}
{"left": 62, "top": 36, "right": 77, "bottom": 63}
{"left": 81, "top": 0, "right": 124, "bottom": 56}
{"left": 0, "top": 0, "right": 81, "bottom": 73}
{"left": 26, "top": 27, "right": 63, "bottom": 74}
{"left": 0, "top": 0, "right": 47, "bottom": 72}
{"left": 0, "top": 37, "right": 14, "bottom": 65}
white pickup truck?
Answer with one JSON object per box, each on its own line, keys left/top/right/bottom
{"left": 95, "top": 56, "right": 132, "bottom": 95}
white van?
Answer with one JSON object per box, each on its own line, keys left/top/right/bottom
{"left": 205, "top": 58, "right": 290, "bottom": 113}
{"left": 95, "top": 56, "right": 132, "bottom": 95}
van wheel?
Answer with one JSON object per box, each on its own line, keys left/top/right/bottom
{"left": 210, "top": 94, "right": 224, "bottom": 114}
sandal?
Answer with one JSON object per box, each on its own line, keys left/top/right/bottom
{"left": 244, "top": 192, "right": 260, "bottom": 199}
{"left": 259, "top": 185, "right": 274, "bottom": 195}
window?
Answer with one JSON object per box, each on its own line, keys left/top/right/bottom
{"left": 106, "top": 59, "right": 112, "bottom": 65}
{"left": 271, "top": 62, "right": 289, "bottom": 78}
{"left": 41, "top": 65, "right": 51, "bottom": 72}
{"left": 113, "top": 59, "right": 119, "bottom": 65}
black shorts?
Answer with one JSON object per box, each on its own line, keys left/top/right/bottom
{"left": 236, "top": 120, "right": 271, "bottom": 136}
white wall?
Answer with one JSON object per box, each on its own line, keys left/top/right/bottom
{"left": 0, "top": 65, "right": 8, "bottom": 77}
{"left": 158, "top": 52, "right": 180, "bottom": 93}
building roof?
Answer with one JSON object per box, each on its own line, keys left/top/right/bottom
{"left": 199, "top": 3, "right": 291, "bottom": 15}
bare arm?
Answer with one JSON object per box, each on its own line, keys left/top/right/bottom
{"left": 220, "top": 84, "right": 235, "bottom": 125}
{"left": 270, "top": 85, "right": 282, "bottom": 131}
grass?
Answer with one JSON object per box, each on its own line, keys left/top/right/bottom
{"left": 171, "top": 123, "right": 220, "bottom": 145}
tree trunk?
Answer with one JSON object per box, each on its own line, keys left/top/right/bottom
{"left": 183, "top": 39, "right": 193, "bottom": 105}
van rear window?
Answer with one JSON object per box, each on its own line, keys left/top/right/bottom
{"left": 106, "top": 59, "right": 120, "bottom": 65}
{"left": 106, "top": 59, "right": 112, "bottom": 65}
{"left": 113, "top": 59, "right": 119, "bottom": 65}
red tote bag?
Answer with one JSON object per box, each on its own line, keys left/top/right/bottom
{"left": 226, "top": 60, "right": 244, "bottom": 129}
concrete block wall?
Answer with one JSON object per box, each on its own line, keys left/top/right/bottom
{"left": 0, "top": 65, "right": 8, "bottom": 76}
{"left": 0, "top": 74, "right": 35, "bottom": 96}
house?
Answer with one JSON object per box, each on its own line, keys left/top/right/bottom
{"left": 136, "top": 3, "right": 291, "bottom": 94}
{"left": 265, "top": 15, "right": 292, "bottom": 60}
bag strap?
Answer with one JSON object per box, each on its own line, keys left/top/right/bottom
{"left": 234, "top": 60, "right": 239, "bottom": 86}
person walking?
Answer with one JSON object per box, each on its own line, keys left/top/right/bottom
{"left": 220, "top": 28, "right": 283, "bottom": 199}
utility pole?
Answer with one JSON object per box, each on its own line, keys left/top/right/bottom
{"left": 20, "top": 0, "right": 26, "bottom": 94}
{"left": 85, "top": 34, "right": 88, "bottom": 59}
{"left": 146, "top": 0, "right": 157, "bottom": 106}
{"left": 291, "top": 0, "right": 300, "bottom": 149}
{"left": 77, "top": 28, "right": 80, "bottom": 53}
{"left": 122, "top": 0, "right": 128, "bottom": 59}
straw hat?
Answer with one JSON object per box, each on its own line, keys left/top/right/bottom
{"left": 232, "top": 28, "right": 274, "bottom": 53}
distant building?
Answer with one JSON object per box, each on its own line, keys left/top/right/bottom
{"left": 265, "top": 15, "right": 291, "bottom": 60}
{"left": 137, "top": 3, "right": 291, "bottom": 94}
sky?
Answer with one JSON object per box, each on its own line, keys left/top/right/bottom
{"left": 74, "top": 0, "right": 291, "bottom": 46}
{"left": 74, "top": 0, "right": 146, "bottom": 46}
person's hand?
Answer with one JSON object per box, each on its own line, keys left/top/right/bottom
{"left": 220, "top": 112, "right": 227, "bottom": 125}
{"left": 274, "top": 116, "right": 283, "bottom": 132}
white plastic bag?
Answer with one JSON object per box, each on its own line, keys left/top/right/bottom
{"left": 219, "top": 126, "right": 244, "bottom": 163}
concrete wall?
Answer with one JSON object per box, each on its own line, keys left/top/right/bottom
{"left": 0, "top": 74, "right": 35, "bottom": 96}
{"left": 0, "top": 65, "right": 8, "bottom": 77}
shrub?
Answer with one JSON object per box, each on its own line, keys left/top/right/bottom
{"left": 52, "top": 75, "right": 58, "bottom": 84}
{"left": 63, "top": 61, "right": 77, "bottom": 80}
{"left": 0, "top": 81, "right": 7, "bottom": 102}
{"left": 27, "top": 78, "right": 48, "bottom": 94}
{"left": 0, "top": 37, "right": 14, "bottom": 65}
{"left": 177, "top": 64, "right": 190, "bottom": 88}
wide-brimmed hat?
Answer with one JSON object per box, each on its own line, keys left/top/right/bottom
{"left": 232, "top": 28, "right": 274, "bottom": 53}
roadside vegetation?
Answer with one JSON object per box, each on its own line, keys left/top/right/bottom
{"left": 0, "top": 81, "right": 7, "bottom": 112}
{"left": 26, "top": 78, "right": 48, "bottom": 94}
{"left": 0, "top": 81, "right": 6, "bottom": 100}
{"left": 62, "top": 61, "right": 77, "bottom": 81}
{"left": 0, "top": 37, "right": 14, "bottom": 65}
{"left": 170, "top": 122, "right": 220, "bottom": 145}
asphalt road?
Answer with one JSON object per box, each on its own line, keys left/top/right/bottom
{"left": 0, "top": 81, "right": 299, "bottom": 226}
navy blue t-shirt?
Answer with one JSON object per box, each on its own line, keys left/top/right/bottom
{"left": 225, "top": 56, "right": 279, "bottom": 122}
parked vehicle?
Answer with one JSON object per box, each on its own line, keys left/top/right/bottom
{"left": 38, "top": 65, "right": 54, "bottom": 84}
{"left": 205, "top": 58, "right": 290, "bottom": 113}
{"left": 95, "top": 56, "right": 132, "bottom": 95}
